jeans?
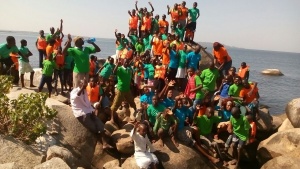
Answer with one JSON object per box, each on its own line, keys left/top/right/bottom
{"left": 38, "top": 49, "right": 46, "bottom": 68}
{"left": 38, "top": 75, "right": 52, "bottom": 93}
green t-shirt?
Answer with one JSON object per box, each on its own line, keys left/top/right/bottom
{"left": 230, "top": 115, "right": 250, "bottom": 141}
{"left": 175, "top": 28, "right": 185, "bottom": 41}
{"left": 117, "top": 38, "right": 125, "bottom": 51}
{"left": 153, "top": 114, "right": 177, "bottom": 134}
{"left": 67, "top": 46, "right": 96, "bottom": 73}
{"left": 144, "top": 63, "right": 155, "bottom": 79}
{"left": 147, "top": 104, "right": 166, "bottom": 125}
{"left": 162, "top": 34, "right": 168, "bottom": 41}
{"left": 188, "top": 8, "right": 200, "bottom": 22}
{"left": 195, "top": 75, "right": 204, "bottom": 99}
{"left": 123, "top": 38, "right": 129, "bottom": 46}
{"left": 143, "top": 35, "right": 152, "bottom": 50}
{"left": 200, "top": 68, "right": 219, "bottom": 92}
{"left": 100, "top": 62, "right": 115, "bottom": 79}
{"left": 116, "top": 67, "right": 132, "bottom": 92}
{"left": 0, "top": 43, "right": 19, "bottom": 59}
{"left": 151, "top": 18, "right": 159, "bottom": 33}
{"left": 178, "top": 50, "right": 187, "bottom": 68}
{"left": 64, "top": 55, "right": 74, "bottom": 70}
{"left": 18, "top": 46, "right": 29, "bottom": 62}
{"left": 194, "top": 115, "right": 221, "bottom": 135}
{"left": 228, "top": 84, "right": 243, "bottom": 97}
{"left": 46, "top": 34, "right": 53, "bottom": 42}
{"left": 129, "top": 35, "right": 138, "bottom": 46}
{"left": 42, "top": 60, "right": 56, "bottom": 76}
{"left": 135, "top": 43, "right": 145, "bottom": 54}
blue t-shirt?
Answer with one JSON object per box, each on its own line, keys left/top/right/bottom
{"left": 140, "top": 92, "right": 154, "bottom": 104}
{"left": 220, "top": 82, "right": 230, "bottom": 98}
{"left": 218, "top": 110, "right": 232, "bottom": 122}
{"left": 174, "top": 106, "right": 193, "bottom": 130}
{"left": 169, "top": 50, "right": 179, "bottom": 69}
{"left": 186, "top": 51, "right": 201, "bottom": 70}
{"left": 162, "top": 97, "right": 175, "bottom": 108}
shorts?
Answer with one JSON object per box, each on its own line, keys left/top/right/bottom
{"left": 175, "top": 67, "right": 186, "bottom": 78}
{"left": 231, "top": 133, "right": 246, "bottom": 148}
{"left": 177, "top": 126, "right": 196, "bottom": 147}
{"left": 190, "top": 22, "right": 197, "bottom": 31}
{"left": 178, "top": 19, "right": 187, "bottom": 28}
{"left": 19, "top": 61, "right": 34, "bottom": 74}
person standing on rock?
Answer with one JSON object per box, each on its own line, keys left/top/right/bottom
{"left": 63, "top": 34, "right": 101, "bottom": 88}
{"left": 70, "top": 79, "right": 113, "bottom": 150}
{"left": 110, "top": 59, "right": 136, "bottom": 118}
{"left": 212, "top": 42, "right": 232, "bottom": 77}
{"left": 186, "top": 45, "right": 201, "bottom": 71}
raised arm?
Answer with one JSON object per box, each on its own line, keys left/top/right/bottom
{"left": 148, "top": 2, "right": 154, "bottom": 13}
{"left": 114, "top": 29, "right": 118, "bottom": 38}
{"left": 135, "top": 1, "right": 139, "bottom": 11}
{"left": 62, "top": 34, "right": 72, "bottom": 56}
{"left": 167, "top": 5, "right": 171, "bottom": 15}
{"left": 88, "top": 41, "right": 101, "bottom": 52}
{"left": 59, "top": 19, "right": 63, "bottom": 33}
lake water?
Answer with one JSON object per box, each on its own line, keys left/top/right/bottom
{"left": 1, "top": 30, "right": 300, "bottom": 115}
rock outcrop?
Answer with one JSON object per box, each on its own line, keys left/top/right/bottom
{"left": 111, "top": 128, "right": 134, "bottom": 155}
{"left": 278, "top": 118, "right": 294, "bottom": 132}
{"left": 0, "top": 135, "right": 43, "bottom": 169}
{"left": 46, "top": 145, "right": 76, "bottom": 168}
{"left": 45, "top": 98, "right": 98, "bottom": 168}
{"left": 34, "top": 157, "right": 70, "bottom": 169}
{"left": 0, "top": 162, "right": 21, "bottom": 169}
{"left": 261, "top": 69, "right": 283, "bottom": 76}
{"left": 285, "top": 98, "right": 300, "bottom": 128}
{"left": 257, "top": 128, "right": 300, "bottom": 165}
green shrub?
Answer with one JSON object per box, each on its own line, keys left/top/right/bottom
{"left": 0, "top": 75, "right": 57, "bottom": 144}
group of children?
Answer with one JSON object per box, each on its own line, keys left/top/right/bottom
{"left": 0, "top": 1, "right": 259, "bottom": 169}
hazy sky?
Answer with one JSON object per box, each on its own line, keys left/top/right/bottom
{"left": 1, "top": 0, "right": 299, "bottom": 53}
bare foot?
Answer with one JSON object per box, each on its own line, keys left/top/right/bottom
{"left": 171, "top": 137, "right": 179, "bottom": 147}
{"left": 208, "top": 156, "right": 220, "bottom": 164}
{"left": 30, "top": 84, "right": 36, "bottom": 87}
{"left": 158, "top": 139, "right": 164, "bottom": 147}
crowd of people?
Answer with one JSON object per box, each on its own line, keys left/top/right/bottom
{"left": 0, "top": 1, "right": 258, "bottom": 169}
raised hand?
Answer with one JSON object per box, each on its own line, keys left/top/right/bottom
{"left": 67, "top": 34, "right": 72, "bottom": 41}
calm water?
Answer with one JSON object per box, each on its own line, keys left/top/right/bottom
{"left": 1, "top": 31, "right": 300, "bottom": 115}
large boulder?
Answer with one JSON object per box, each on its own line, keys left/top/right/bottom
{"left": 46, "top": 145, "right": 76, "bottom": 168}
{"left": 92, "top": 142, "right": 117, "bottom": 169}
{"left": 257, "top": 128, "right": 300, "bottom": 165}
{"left": 45, "top": 98, "right": 98, "bottom": 168}
{"left": 153, "top": 138, "right": 214, "bottom": 169}
{"left": 256, "top": 108, "right": 273, "bottom": 132}
{"left": 261, "top": 69, "right": 283, "bottom": 76}
{"left": 111, "top": 129, "right": 134, "bottom": 155}
{"left": 0, "top": 135, "right": 43, "bottom": 168}
{"left": 103, "top": 159, "right": 122, "bottom": 169}
{"left": 121, "top": 157, "right": 140, "bottom": 169}
{"left": 0, "top": 162, "right": 20, "bottom": 169}
{"left": 261, "top": 147, "right": 300, "bottom": 169}
{"left": 285, "top": 98, "right": 300, "bottom": 128}
{"left": 278, "top": 118, "right": 294, "bottom": 132}
{"left": 34, "top": 157, "right": 70, "bottom": 169}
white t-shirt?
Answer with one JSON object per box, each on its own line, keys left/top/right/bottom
{"left": 70, "top": 87, "right": 94, "bottom": 117}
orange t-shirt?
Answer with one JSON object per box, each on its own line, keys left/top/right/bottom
{"left": 213, "top": 47, "right": 232, "bottom": 65}
{"left": 129, "top": 15, "right": 138, "bottom": 29}
{"left": 46, "top": 45, "right": 54, "bottom": 58}
{"left": 170, "top": 9, "right": 180, "bottom": 22}
{"left": 141, "top": 16, "right": 151, "bottom": 31}
{"left": 238, "top": 66, "right": 250, "bottom": 79}
{"left": 86, "top": 84, "right": 99, "bottom": 103}
{"left": 53, "top": 39, "right": 62, "bottom": 50}
{"left": 154, "top": 65, "right": 167, "bottom": 79}
{"left": 152, "top": 37, "right": 163, "bottom": 55}
{"left": 178, "top": 6, "right": 188, "bottom": 20}
{"left": 162, "top": 48, "right": 170, "bottom": 65}
{"left": 198, "top": 106, "right": 207, "bottom": 116}
{"left": 159, "top": 20, "right": 169, "bottom": 34}
{"left": 239, "top": 84, "right": 258, "bottom": 104}
{"left": 53, "top": 51, "right": 65, "bottom": 68}
{"left": 10, "top": 53, "right": 19, "bottom": 70}
{"left": 89, "top": 60, "right": 96, "bottom": 76}
{"left": 37, "top": 37, "right": 47, "bottom": 50}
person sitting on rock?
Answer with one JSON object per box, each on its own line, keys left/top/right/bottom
{"left": 140, "top": 85, "right": 155, "bottom": 105}
{"left": 70, "top": 79, "right": 113, "bottom": 150}
{"left": 174, "top": 99, "right": 220, "bottom": 164}
{"left": 226, "top": 106, "right": 251, "bottom": 168}
{"left": 131, "top": 122, "right": 159, "bottom": 169}
{"left": 147, "top": 95, "right": 166, "bottom": 126}
{"left": 228, "top": 76, "right": 243, "bottom": 106}
{"left": 153, "top": 108, "right": 178, "bottom": 147}
{"left": 193, "top": 107, "right": 222, "bottom": 159}
{"left": 112, "top": 101, "right": 134, "bottom": 128}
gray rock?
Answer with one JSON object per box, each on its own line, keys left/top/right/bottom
{"left": 0, "top": 135, "right": 43, "bottom": 169}
{"left": 121, "top": 157, "right": 140, "bottom": 169}
{"left": 111, "top": 129, "right": 134, "bottom": 155}
{"left": 257, "top": 108, "right": 274, "bottom": 132}
{"left": 92, "top": 142, "right": 117, "bottom": 169}
{"left": 278, "top": 118, "right": 294, "bottom": 132}
{"left": 45, "top": 98, "right": 98, "bottom": 168}
{"left": 285, "top": 98, "right": 300, "bottom": 128}
{"left": 34, "top": 157, "right": 70, "bottom": 169}
{"left": 257, "top": 128, "right": 300, "bottom": 165}
{"left": 0, "top": 162, "right": 20, "bottom": 169}
{"left": 47, "top": 145, "right": 76, "bottom": 168}
{"left": 261, "top": 69, "right": 284, "bottom": 76}
{"left": 261, "top": 147, "right": 300, "bottom": 169}
{"left": 153, "top": 138, "right": 214, "bottom": 169}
